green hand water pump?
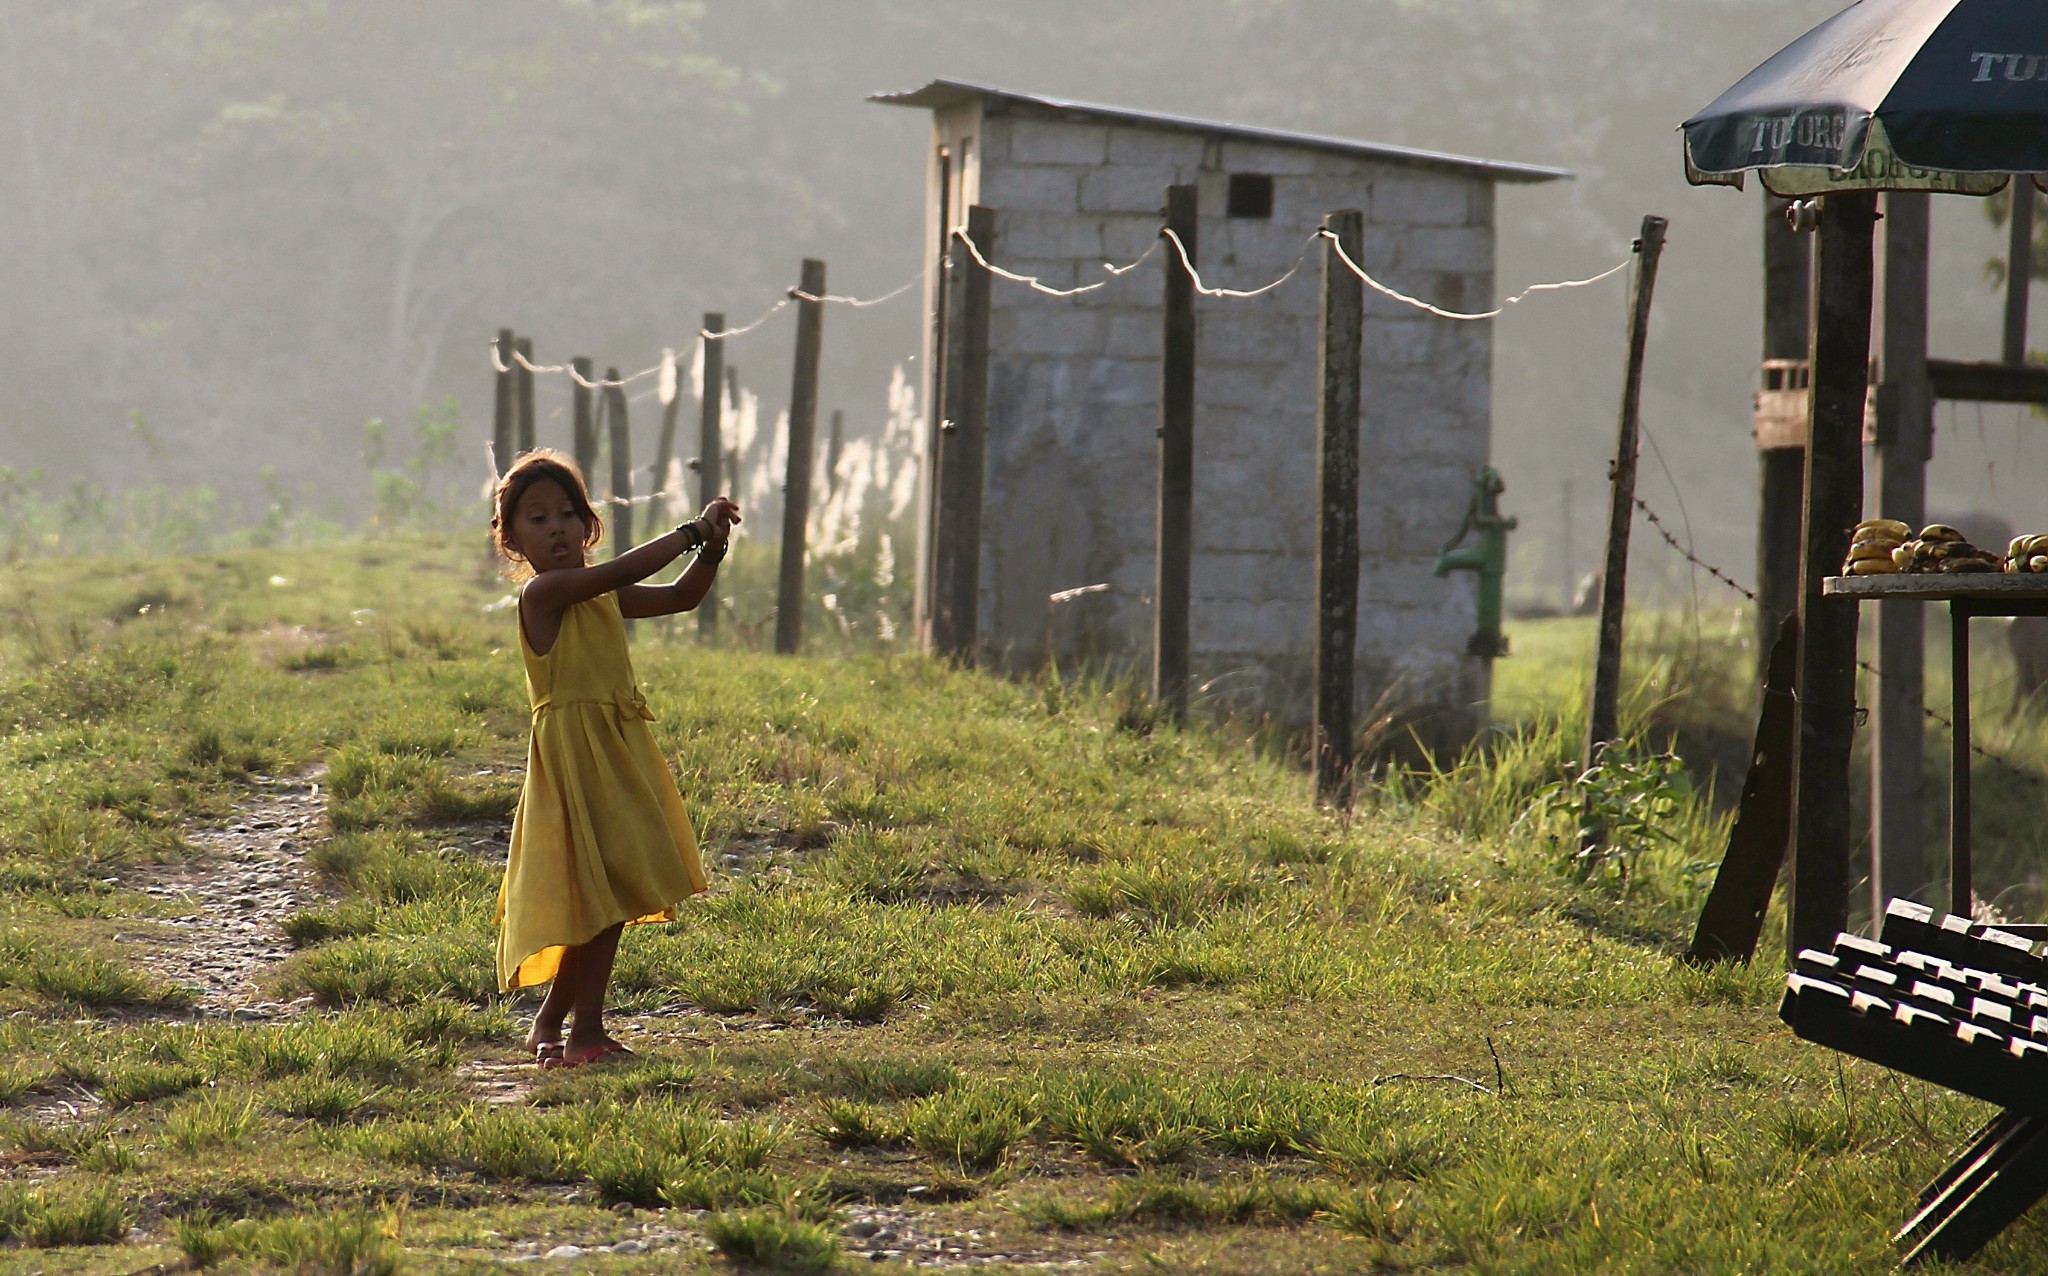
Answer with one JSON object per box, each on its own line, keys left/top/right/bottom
{"left": 1432, "top": 467, "right": 1517, "bottom": 659}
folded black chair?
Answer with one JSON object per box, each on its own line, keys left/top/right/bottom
{"left": 1779, "top": 899, "right": 2048, "bottom": 1268}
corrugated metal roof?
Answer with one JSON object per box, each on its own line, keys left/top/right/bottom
{"left": 870, "top": 80, "right": 1571, "bottom": 184}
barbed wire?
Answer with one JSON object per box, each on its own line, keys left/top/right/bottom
{"left": 792, "top": 279, "right": 919, "bottom": 309}
{"left": 1161, "top": 227, "right": 1317, "bottom": 299}
{"left": 1632, "top": 496, "right": 1758, "bottom": 602}
{"left": 963, "top": 221, "right": 1632, "bottom": 313}
{"left": 699, "top": 298, "right": 791, "bottom": 341}
{"left": 489, "top": 274, "right": 919, "bottom": 389}
{"left": 601, "top": 489, "right": 673, "bottom": 509}
{"left": 506, "top": 349, "right": 566, "bottom": 376}
{"left": 1630, "top": 493, "right": 2046, "bottom": 788}
{"left": 491, "top": 222, "right": 1636, "bottom": 397}
{"left": 1317, "top": 228, "right": 1633, "bottom": 321}
{"left": 951, "top": 228, "right": 1160, "bottom": 297}
{"left": 1850, "top": 659, "right": 2047, "bottom": 788}
{"left": 702, "top": 275, "right": 920, "bottom": 342}
{"left": 502, "top": 347, "right": 633, "bottom": 392}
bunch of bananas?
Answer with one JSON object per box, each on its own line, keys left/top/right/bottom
{"left": 1844, "top": 521, "right": 2003, "bottom": 575}
{"left": 1843, "top": 519, "right": 1909, "bottom": 575}
{"left": 2006, "top": 535, "right": 2048, "bottom": 574}
{"left": 1891, "top": 524, "right": 2001, "bottom": 574}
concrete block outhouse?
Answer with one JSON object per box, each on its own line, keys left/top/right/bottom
{"left": 872, "top": 80, "right": 1568, "bottom": 748}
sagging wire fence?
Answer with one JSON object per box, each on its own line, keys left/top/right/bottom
{"left": 481, "top": 198, "right": 1639, "bottom": 668}
{"left": 487, "top": 275, "right": 926, "bottom": 391}
{"left": 482, "top": 218, "right": 1639, "bottom": 534}
{"left": 493, "top": 240, "right": 1634, "bottom": 544}
{"left": 493, "top": 221, "right": 1638, "bottom": 391}
{"left": 1630, "top": 492, "right": 2046, "bottom": 789}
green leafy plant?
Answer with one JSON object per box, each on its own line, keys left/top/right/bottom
{"left": 1527, "top": 741, "right": 1691, "bottom": 887}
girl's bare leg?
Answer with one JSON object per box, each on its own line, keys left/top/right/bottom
{"left": 525, "top": 947, "right": 580, "bottom": 1055}
{"left": 564, "top": 923, "right": 625, "bottom": 1054}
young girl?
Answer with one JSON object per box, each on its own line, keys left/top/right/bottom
{"left": 489, "top": 449, "right": 740, "bottom": 1068}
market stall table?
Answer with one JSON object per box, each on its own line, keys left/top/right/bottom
{"left": 1825, "top": 573, "right": 2048, "bottom": 935}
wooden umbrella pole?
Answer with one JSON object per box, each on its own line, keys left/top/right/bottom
{"left": 1789, "top": 190, "right": 1878, "bottom": 959}
{"left": 1757, "top": 195, "right": 1811, "bottom": 679}
{"left": 1871, "top": 191, "right": 1932, "bottom": 921}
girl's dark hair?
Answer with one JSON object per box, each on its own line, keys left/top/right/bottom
{"left": 491, "top": 449, "right": 604, "bottom": 572}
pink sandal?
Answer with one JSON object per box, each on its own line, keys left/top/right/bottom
{"left": 543, "top": 1041, "right": 634, "bottom": 1069}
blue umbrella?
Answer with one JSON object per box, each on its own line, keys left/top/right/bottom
{"left": 1683, "top": 0, "right": 2048, "bottom": 195}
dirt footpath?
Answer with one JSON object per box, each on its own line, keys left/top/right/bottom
{"left": 121, "top": 771, "right": 333, "bottom": 1019}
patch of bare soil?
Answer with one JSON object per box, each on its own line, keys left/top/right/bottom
{"left": 469, "top": 1204, "right": 1102, "bottom": 1269}
{"left": 118, "top": 770, "right": 334, "bottom": 1019}
{"left": 836, "top": 1205, "right": 1105, "bottom": 1268}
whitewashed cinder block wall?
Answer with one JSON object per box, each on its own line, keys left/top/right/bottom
{"left": 939, "top": 101, "right": 1496, "bottom": 745}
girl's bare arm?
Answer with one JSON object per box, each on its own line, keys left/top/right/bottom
{"left": 617, "top": 552, "right": 722, "bottom": 618}
{"left": 521, "top": 525, "right": 702, "bottom": 620}
{"left": 617, "top": 499, "right": 739, "bottom": 618}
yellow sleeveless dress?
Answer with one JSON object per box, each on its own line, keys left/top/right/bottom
{"left": 496, "top": 592, "right": 707, "bottom": 991}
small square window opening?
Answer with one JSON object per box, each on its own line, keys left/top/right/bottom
{"left": 1227, "top": 173, "right": 1274, "bottom": 219}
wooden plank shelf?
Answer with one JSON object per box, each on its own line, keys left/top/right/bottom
{"left": 1824, "top": 574, "right": 2048, "bottom": 602}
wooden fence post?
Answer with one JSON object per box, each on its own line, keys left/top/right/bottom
{"left": 776, "top": 260, "right": 826, "bottom": 655}
{"left": 1790, "top": 191, "right": 1878, "bottom": 958}
{"left": 1872, "top": 192, "right": 1931, "bottom": 917}
{"left": 492, "top": 329, "right": 515, "bottom": 476}
{"left": 1155, "top": 184, "right": 1199, "bottom": 725}
{"left": 1582, "top": 216, "right": 1669, "bottom": 849}
{"left": 950, "top": 209, "right": 994, "bottom": 661}
{"left": 515, "top": 338, "right": 536, "bottom": 456}
{"left": 918, "top": 145, "right": 957, "bottom": 650}
{"left": 1313, "top": 209, "right": 1365, "bottom": 807}
{"left": 932, "top": 206, "right": 994, "bottom": 662}
{"left": 605, "top": 370, "right": 632, "bottom": 556}
{"left": 572, "top": 357, "right": 596, "bottom": 480}
{"left": 697, "top": 317, "right": 726, "bottom": 637}
{"left": 1758, "top": 195, "right": 1811, "bottom": 679}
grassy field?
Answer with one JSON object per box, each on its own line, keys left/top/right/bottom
{"left": 0, "top": 534, "right": 2044, "bottom": 1273}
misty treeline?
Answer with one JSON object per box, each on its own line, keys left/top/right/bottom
{"left": 2, "top": 1, "right": 779, "bottom": 544}
{"left": 3, "top": 1, "right": 1854, "bottom": 567}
